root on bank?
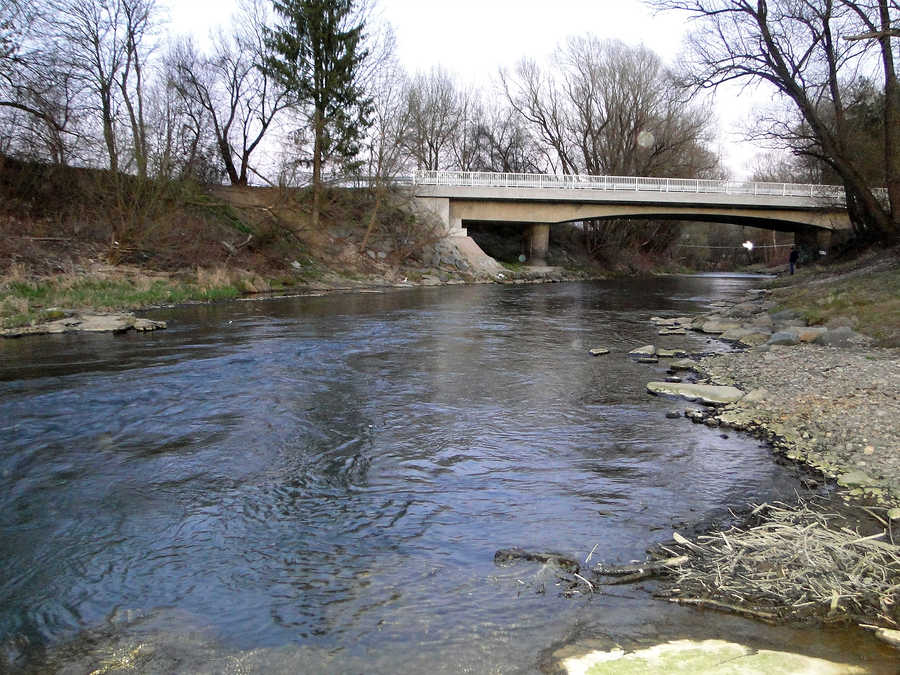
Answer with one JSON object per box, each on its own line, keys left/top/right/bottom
{"left": 498, "top": 498, "right": 899, "bottom": 632}
{"left": 652, "top": 499, "right": 899, "bottom": 629}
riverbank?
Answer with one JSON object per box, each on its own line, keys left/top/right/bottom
{"left": 643, "top": 252, "right": 900, "bottom": 642}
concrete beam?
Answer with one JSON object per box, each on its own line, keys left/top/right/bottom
{"left": 446, "top": 199, "right": 850, "bottom": 232}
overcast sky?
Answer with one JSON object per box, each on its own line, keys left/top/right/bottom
{"left": 164, "top": 0, "right": 772, "bottom": 179}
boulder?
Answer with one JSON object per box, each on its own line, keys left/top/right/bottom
{"left": 699, "top": 320, "right": 741, "bottom": 334}
{"left": 767, "top": 330, "right": 800, "bottom": 346}
{"left": 736, "top": 332, "right": 771, "bottom": 348}
{"left": 629, "top": 344, "right": 656, "bottom": 357}
{"left": 814, "top": 326, "right": 865, "bottom": 347}
{"left": 657, "top": 348, "right": 689, "bottom": 358}
{"left": 795, "top": 326, "right": 827, "bottom": 342}
{"left": 647, "top": 381, "right": 745, "bottom": 405}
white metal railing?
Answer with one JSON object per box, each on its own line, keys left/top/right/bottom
{"left": 411, "top": 169, "right": 860, "bottom": 204}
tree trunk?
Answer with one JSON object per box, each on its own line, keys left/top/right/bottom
{"left": 878, "top": 0, "right": 900, "bottom": 240}
{"left": 311, "top": 106, "right": 323, "bottom": 229}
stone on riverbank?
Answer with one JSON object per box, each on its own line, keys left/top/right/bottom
{"left": 1, "top": 312, "right": 167, "bottom": 338}
{"left": 814, "top": 326, "right": 867, "bottom": 347}
{"left": 647, "top": 382, "right": 745, "bottom": 405}
{"left": 657, "top": 348, "right": 689, "bottom": 358}
{"left": 767, "top": 331, "right": 801, "bottom": 346}
{"left": 557, "top": 639, "right": 864, "bottom": 675}
{"left": 629, "top": 344, "right": 656, "bottom": 357}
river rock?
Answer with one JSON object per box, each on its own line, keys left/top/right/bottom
{"left": 668, "top": 359, "right": 697, "bottom": 371}
{"left": 589, "top": 347, "right": 610, "bottom": 356}
{"left": 771, "top": 309, "right": 802, "bottom": 322}
{"left": 646, "top": 382, "right": 745, "bottom": 405}
{"left": 795, "top": 326, "right": 827, "bottom": 342}
{"left": 1, "top": 312, "right": 167, "bottom": 338}
{"left": 556, "top": 639, "right": 866, "bottom": 674}
{"left": 726, "top": 301, "right": 763, "bottom": 318}
{"left": 699, "top": 320, "right": 741, "bottom": 334}
{"left": 658, "top": 328, "right": 687, "bottom": 335}
{"left": 657, "top": 348, "right": 689, "bottom": 358}
{"left": 736, "top": 332, "right": 771, "bottom": 347}
{"left": 767, "top": 330, "right": 801, "bottom": 346}
{"left": 629, "top": 344, "right": 656, "bottom": 357}
{"left": 814, "top": 326, "right": 865, "bottom": 347}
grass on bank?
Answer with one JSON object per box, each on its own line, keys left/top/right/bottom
{"left": 0, "top": 267, "right": 267, "bottom": 329}
{"left": 769, "top": 260, "right": 900, "bottom": 347}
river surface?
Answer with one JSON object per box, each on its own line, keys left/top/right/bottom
{"left": 0, "top": 276, "right": 894, "bottom": 673}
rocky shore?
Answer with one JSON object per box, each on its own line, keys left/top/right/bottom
{"left": 652, "top": 290, "right": 900, "bottom": 507}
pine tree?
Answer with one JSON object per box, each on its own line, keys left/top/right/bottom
{"left": 266, "top": 0, "right": 371, "bottom": 228}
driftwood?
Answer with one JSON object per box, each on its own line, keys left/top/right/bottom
{"left": 494, "top": 548, "right": 580, "bottom": 573}
{"left": 593, "top": 555, "right": 689, "bottom": 585}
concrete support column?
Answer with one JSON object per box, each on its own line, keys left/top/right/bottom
{"left": 528, "top": 223, "right": 550, "bottom": 266}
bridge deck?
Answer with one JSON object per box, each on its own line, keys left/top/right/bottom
{"left": 412, "top": 170, "right": 855, "bottom": 212}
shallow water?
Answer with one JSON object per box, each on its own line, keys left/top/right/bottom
{"left": 0, "top": 276, "right": 894, "bottom": 672}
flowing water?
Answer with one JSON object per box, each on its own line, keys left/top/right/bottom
{"left": 0, "top": 276, "right": 895, "bottom": 673}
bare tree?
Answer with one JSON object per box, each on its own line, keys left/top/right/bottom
{"left": 172, "top": 2, "right": 291, "bottom": 186}
{"left": 650, "top": 0, "right": 899, "bottom": 243}
{"left": 402, "top": 67, "right": 463, "bottom": 170}
{"left": 359, "top": 34, "right": 409, "bottom": 248}
{"left": 470, "top": 102, "right": 544, "bottom": 173}
{"left": 117, "top": 0, "right": 154, "bottom": 178}
{"left": 501, "top": 58, "right": 578, "bottom": 174}
{"left": 45, "top": 0, "right": 129, "bottom": 172}
{"left": 503, "top": 37, "right": 719, "bottom": 178}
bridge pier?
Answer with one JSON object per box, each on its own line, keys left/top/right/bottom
{"left": 527, "top": 223, "right": 550, "bottom": 266}
{"left": 795, "top": 228, "right": 822, "bottom": 263}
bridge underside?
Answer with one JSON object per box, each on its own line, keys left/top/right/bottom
{"left": 442, "top": 199, "right": 851, "bottom": 233}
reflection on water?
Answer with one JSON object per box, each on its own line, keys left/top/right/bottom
{"left": 0, "top": 277, "right": 894, "bottom": 672}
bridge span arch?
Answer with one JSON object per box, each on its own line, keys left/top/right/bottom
{"left": 412, "top": 171, "right": 853, "bottom": 265}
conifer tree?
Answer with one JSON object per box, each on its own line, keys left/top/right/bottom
{"left": 266, "top": 0, "right": 371, "bottom": 228}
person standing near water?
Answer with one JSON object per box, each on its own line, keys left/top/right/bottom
{"left": 789, "top": 247, "right": 799, "bottom": 275}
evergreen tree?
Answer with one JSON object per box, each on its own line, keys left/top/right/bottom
{"left": 266, "top": 0, "right": 371, "bottom": 228}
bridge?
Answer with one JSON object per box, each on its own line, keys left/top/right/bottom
{"left": 412, "top": 170, "right": 853, "bottom": 265}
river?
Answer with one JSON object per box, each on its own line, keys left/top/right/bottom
{"left": 0, "top": 276, "right": 892, "bottom": 672}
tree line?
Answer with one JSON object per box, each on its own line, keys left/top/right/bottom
{"left": 1, "top": 0, "right": 897, "bottom": 245}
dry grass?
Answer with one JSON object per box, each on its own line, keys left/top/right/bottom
{"left": 656, "top": 499, "right": 900, "bottom": 627}
{"left": 0, "top": 268, "right": 243, "bottom": 328}
{"left": 769, "top": 248, "right": 900, "bottom": 347}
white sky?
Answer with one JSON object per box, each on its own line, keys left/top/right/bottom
{"left": 163, "top": 0, "right": 772, "bottom": 179}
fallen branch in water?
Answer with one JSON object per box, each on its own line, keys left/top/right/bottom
{"left": 663, "top": 596, "right": 779, "bottom": 624}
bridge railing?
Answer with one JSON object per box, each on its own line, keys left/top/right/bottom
{"left": 412, "top": 170, "right": 851, "bottom": 203}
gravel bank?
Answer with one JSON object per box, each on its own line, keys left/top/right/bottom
{"left": 697, "top": 345, "right": 900, "bottom": 505}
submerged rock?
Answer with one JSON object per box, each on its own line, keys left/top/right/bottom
{"left": 557, "top": 639, "right": 866, "bottom": 675}
{"left": 647, "top": 382, "right": 745, "bottom": 405}
{"left": 657, "top": 348, "right": 689, "bottom": 358}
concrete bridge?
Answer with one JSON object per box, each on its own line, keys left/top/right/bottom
{"left": 412, "top": 170, "right": 853, "bottom": 265}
